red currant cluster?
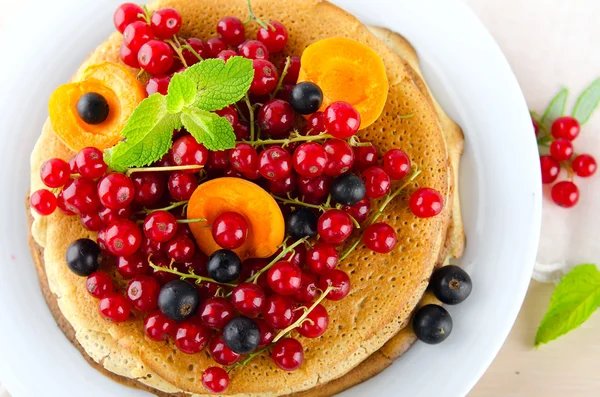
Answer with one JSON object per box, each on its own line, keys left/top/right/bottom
{"left": 535, "top": 115, "right": 597, "bottom": 208}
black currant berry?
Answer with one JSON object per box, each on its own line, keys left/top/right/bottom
{"left": 289, "top": 82, "right": 323, "bottom": 114}
{"left": 223, "top": 316, "right": 261, "bottom": 354}
{"left": 77, "top": 92, "right": 110, "bottom": 125}
{"left": 285, "top": 207, "right": 318, "bottom": 239}
{"left": 430, "top": 265, "right": 472, "bottom": 305}
{"left": 413, "top": 304, "right": 453, "bottom": 344}
{"left": 330, "top": 174, "right": 366, "bottom": 206}
{"left": 65, "top": 238, "right": 100, "bottom": 276}
{"left": 158, "top": 280, "right": 200, "bottom": 321}
{"left": 207, "top": 249, "right": 242, "bottom": 283}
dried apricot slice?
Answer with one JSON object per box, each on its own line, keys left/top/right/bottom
{"left": 48, "top": 62, "right": 146, "bottom": 151}
{"left": 187, "top": 178, "right": 285, "bottom": 260}
{"left": 298, "top": 38, "right": 388, "bottom": 130}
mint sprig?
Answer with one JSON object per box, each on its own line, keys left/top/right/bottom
{"left": 535, "top": 264, "right": 600, "bottom": 347}
{"left": 104, "top": 57, "right": 254, "bottom": 172}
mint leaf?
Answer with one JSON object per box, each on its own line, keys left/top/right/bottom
{"left": 181, "top": 57, "right": 254, "bottom": 111}
{"left": 181, "top": 107, "right": 236, "bottom": 151}
{"left": 572, "top": 78, "right": 600, "bottom": 125}
{"left": 166, "top": 73, "right": 196, "bottom": 114}
{"left": 104, "top": 94, "right": 181, "bottom": 172}
{"left": 535, "top": 264, "right": 600, "bottom": 347}
{"left": 540, "top": 88, "right": 568, "bottom": 129}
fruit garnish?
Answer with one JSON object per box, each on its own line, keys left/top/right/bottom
{"left": 297, "top": 37, "right": 388, "bottom": 129}
{"left": 186, "top": 177, "right": 285, "bottom": 260}
{"left": 49, "top": 62, "right": 146, "bottom": 151}
{"left": 413, "top": 304, "right": 453, "bottom": 345}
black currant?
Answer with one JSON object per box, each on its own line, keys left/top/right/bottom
{"left": 413, "top": 304, "right": 453, "bottom": 344}
{"left": 158, "top": 280, "right": 200, "bottom": 321}
{"left": 207, "top": 249, "right": 242, "bottom": 282}
{"left": 330, "top": 174, "right": 366, "bottom": 206}
{"left": 223, "top": 316, "right": 261, "bottom": 354}
{"left": 77, "top": 92, "right": 110, "bottom": 125}
{"left": 289, "top": 82, "right": 323, "bottom": 115}
{"left": 285, "top": 207, "right": 318, "bottom": 239}
{"left": 430, "top": 265, "right": 472, "bottom": 305}
{"left": 65, "top": 238, "right": 100, "bottom": 276}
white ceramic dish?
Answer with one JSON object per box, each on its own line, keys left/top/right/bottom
{"left": 0, "top": 0, "right": 541, "bottom": 396}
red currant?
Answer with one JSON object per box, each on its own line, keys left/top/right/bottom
{"left": 276, "top": 83, "right": 294, "bottom": 102}
{"left": 114, "top": 3, "right": 145, "bottom": 33}
{"left": 150, "top": 8, "right": 182, "bottom": 39}
{"left": 132, "top": 172, "right": 165, "bottom": 206}
{"left": 150, "top": 257, "right": 180, "bottom": 285}
{"left": 306, "top": 242, "right": 338, "bottom": 275}
{"left": 572, "top": 154, "right": 597, "bottom": 177}
{"left": 40, "top": 158, "right": 70, "bottom": 188}
{"left": 207, "top": 150, "right": 230, "bottom": 170}
{"left": 217, "top": 49, "right": 238, "bottom": 62}
{"left": 317, "top": 210, "right": 353, "bottom": 245}
{"left": 256, "top": 21, "right": 288, "bottom": 52}
{"left": 205, "top": 37, "right": 227, "bottom": 58}
{"left": 297, "top": 304, "right": 329, "bottom": 338}
{"left": 167, "top": 171, "right": 198, "bottom": 201}
{"left": 80, "top": 212, "right": 104, "bottom": 231}
{"left": 283, "top": 242, "right": 307, "bottom": 268}
{"left": 86, "top": 272, "right": 113, "bottom": 299}
{"left": 540, "top": 155, "right": 560, "bottom": 184}
{"left": 267, "top": 261, "right": 302, "bottom": 295}
{"left": 217, "top": 16, "right": 245, "bottom": 46}
{"left": 120, "top": 43, "right": 140, "bottom": 68}
{"left": 267, "top": 174, "right": 296, "bottom": 195}
{"left": 362, "top": 167, "right": 391, "bottom": 198}
{"left": 363, "top": 223, "right": 397, "bottom": 253}
{"left": 171, "top": 135, "right": 209, "bottom": 171}
{"left": 263, "top": 294, "right": 295, "bottom": 329}
{"left": 182, "top": 38, "right": 206, "bottom": 65}
{"left": 551, "top": 181, "right": 579, "bottom": 208}
{"left": 250, "top": 59, "right": 279, "bottom": 95}
{"left": 551, "top": 116, "right": 580, "bottom": 141}
{"left": 98, "top": 206, "right": 130, "bottom": 226}
{"left": 146, "top": 75, "right": 172, "bottom": 96}
{"left": 144, "top": 310, "right": 177, "bottom": 341}
{"left": 550, "top": 139, "right": 574, "bottom": 161}
{"left": 410, "top": 188, "right": 444, "bottom": 218}
{"left": 175, "top": 318, "right": 211, "bottom": 354}
{"left": 353, "top": 143, "right": 378, "bottom": 172}
{"left": 138, "top": 40, "right": 174, "bottom": 76}
{"left": 258, "top": 99, "right": 295, "bottom": 137}
{"left": 224, "top": 166, "right": 244, "bottom": 178}
{"left": 324, "top": 102, "right": 361, "bottom": 139}
{"left": 209, "top": 333, "right": 241, "bottom": 365}
{"left": 143, "top": 211, "right": 177, "bottom": 242}
{"left": 117, "top": 252, "right": 149, "bottom": 279}
{"left": 318, "top": 269, "right": 351, "bottom": 301}
{"left": 271, "top": 338, "right": 303, "bottom": 371}
{"left": 141, "top": 235, "right": 165, "bottom": 258}
{"left": 258, "top": 146, "right": 292, "bottom": 180}
{"left": 383, "top": 149, "right": 411, "bottom": 180}
{"left": 341, "top": 197, "right": 370, "bottom": 224}
{"left": 323, "top": 139, "right": 354, "bottom": 176}
{"left": 293, "top": 142, "right": 328, "bottom": 177}
{"left": 202, "top": 367, "right": 230, "bottom": 394}
{"left": 127, "top": 275, "right": 160, "bottom": 312}
{"left": 283, "top": 56, "right": 301, "bottom": 84}
{"left": 166, "top": 235, "right": 196, "bottom": 262}
{"left": 303, "top": 111, "right": 326, "bottom": 135}
{"left": 76, "top": 147, "right": 108, "bottom": 179}
{"left": 98, "top": 293, "right": 131, "bottom": 322}
{"left": 30, "top": 189, "right": 57, "bottom": 216}
{"left": 123, "top": 21, "right": 153, "bottom": 52}
{"left": 56, "top": 191, "right": 76, "bottom": 215}
{"left": 239, "top": 39, "right": 269, "bottom": 60}
{"left": 293, "top": 272, "right": 319, "bottom": 303}
{"left": 297, "top": 175, "right": 331, "bottom": 198}
{"left": 229, "top": 143, "right": 258, "bottom": 173}
{"left": 62, "top": 178, "right": 100, "bottom": 215}
{"left": 102, "top": 219, "right": 142, "bottom": 257}
{"left": 212, "top": 211, "right": 249, "bottom": 249}
{"left": 97, "top": 173, "right": 134, "bottom": 210}
{"left": 231, "top": 282, "right": 266, "bottom": 317}
{"left": 215, "top": 105, "right": 239, "bottom": 127}
{"left": 255, "top": 318, "right": 275, "bottom": 348}
{"left": 199, "top": 297, "right": 235, "bottom": 329}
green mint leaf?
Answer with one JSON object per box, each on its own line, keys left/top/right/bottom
{"left": 572, "top": 78, "right": 600, "bottom": 125}
{"left": 540, "top": 88, "right": 568, "bottom": 129}
{"left": 104, "top": 94, "right": 182, "bottom": 172}
{"left": 181, "top": 107, "right": 236, "bottom": 151}
{"left": 166, "top": 73, "right": 197, "bottom": 114}
{"left": 181, "top": 57, "right": 254, "bottom": 111}
{"left": 535, "top": 264, "right": 600, "bottom": 347}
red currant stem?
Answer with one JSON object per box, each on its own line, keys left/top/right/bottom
{"left": 244, "top": 94, "right": 256, "bottom": 142}
{"left": 272, "top": 194, "right": 361, "bottom": 229}
{"left": 398, "top": 113, "right": 414, "bottom": 119}
{"left": 138, "top": 200, "right": 189, "bottom": 215}
{"left": 70, "top": 173, "right": 81, "bottom": 178}
{"left": 242, "top": 131, "right": 371, "bottom": 148}
{"left": 245, "top": 237, "right": 309, "bottom": 284}
{"left": 272, "top": 286, "right": 337, "bottom": 343}
{"left": 270, "top": 56, "right": 291, "bottom": 100}
{"left": 140, "top": 5, "right": 152, "bottom": 25}
{"left": 125, "top": 164, "right": 203, "bottom": 176}
{"left": 243, "top": 0, "right": 274, "bottom": 30}
{"left": 181, "top": 43, "right": 204, "bottom": 62}
{"left": 148, "top": 257, "right": 238, "bottom": 287}
{"left": 339, "top": 167, "right": 421, "bottom": 261}
{"left": 227, "top": 345, "right": 271, "bottom": 373}
{"left": 176, "top": 218, "right": 207, "bottom": 224}
{"left": 165, "top": 39, "right": 189, "bottom": 68}
{"left": 136, "top": 69, "right": 149, "bottom": 81}
{"left": 234, "top": 103, "right": 250, "bottom": 124}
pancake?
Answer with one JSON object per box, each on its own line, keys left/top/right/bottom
{"left": 28, "top": 0, "right": 463, "bottom": 395}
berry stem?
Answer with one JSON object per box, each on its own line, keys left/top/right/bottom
{"left": 398, "top": 113, "right": 414, "bottom": 119}
{"left": 245, "top": 94, "right": 257, "bottom": 142}
{"left": 140, "top": 5, "right": 152, "bottom": 24}
{"left": 241, "top": 131, "right": 372, "bottom": 148}
{"left": 242, "top": 0, "right": 274, "bottom": 30}
{"left": 148, "top": 258, "right": 237, "bottom": 287}
{"left": 165, "top": 38, "right": 189, "bottom": 68}
{"left": 227, "top": 345, "right": 271, "bottom": 373}
{"left": 138, "top": 200, "right": 189, "bottom": 215}
{"left": 270, "top": 56, "right": 291, "bottom": 100}
{"left": 176, "top": 218, "right": 207, "bottom": 224}
{"left": 272, "top": 194, "right": 361, "bottom": 228}
{"left": 234, "top": 103, "right": 250, "bottom": 124}
{"left": 245, "top": 237, "right": 309, "bottom": 284}
{"left": 126, "top": 165, "right": 203, "bottom": 176}
{"left": 180, "top": 43, "right": 204, "bottom": 62}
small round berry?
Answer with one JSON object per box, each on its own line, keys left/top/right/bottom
{"left": 150, "top": 258, "right": 181, "bottom": 286}
{"left": 123, "top": 20, "right": 153, "bottom": 52}
{"left": 132, "top": 172, "right": 165, "bottom": 206}
{"left": 217, "top": 49, "right": 238, "bottom": 62}
{"left": 341, "top": 197, "right": 370, "bottom": 224}
{"left": 413, "top": 304, "right": 453, "bottom": 344}
{"left": 267, "top": 261, "right": 302, "bottom": 295}
{"left": 80, "top": 212, "right": 104, "bottom": 231}
{"left": 120, "top": 43, "right": 140, "bottom": 68}
{"left": 323, "top": 139, "right": 354, "bottom": 176}
{"left": 297, "top": 175, "right": 331, "bottom": 198}
{"left": 66, "top": 238, "right": 100, "bottom": 276}
{"left": 263, "top": 295, "right": 295, "bottom": 329}
{"left": 144, "top": 310, "right": 177, "bottom": 341}
{"left": 86, "top": 272, "right": 113, "bottom": 299}
{"left": 363, "top": 223, "right": 397, "bottom": 253}
{"left": 199, "top": 297, "right": 235, "bottom": 329}
{"left": 271, "top": 338, "right": 303, "bottom": 371}
{"left": 430, "top": 265, "right": 472, "bottom": 305}
{"left": 330, "top": 174, "right": 365, "bottom": 206}
{"left": 267, "top": 174, "right": 296, "bottom": 196}
{"left": 324, "top": 102, "right": 361, "bottom": 139}
{"left": 410, "top": 188, "right": 444, "bottom": 218}
{"left": 258, "top": 99, "right": 295, "bottom": 137}
{"left": 551, "top": 116, "right": 580, "bottom": 141}
{"left": 113, "top": 3, "right": 145, "bottom": 33}
{"left": 549, "top": 139, "right": 574, "bottom": 161}
{"left": 383, "top": 149, "right": 411, "bottom": 180}
{"left": 158, "top": 280, "right": 200, "bottom": 321}
{"left": 293, "top": 142, "right": 328, "bottom": 177}
{"left": 138, "top": 40, "right": 174, "bottom": 76}
{"left": 303, "top": 111, "right": 326, "bottom": 135}
{"left": 98, "top": 205, "right": 131, "bottom": 226}
{"left": 223, "top": 316, "right": 261, "bottom": 354}
{"left": 205, "top": 37, "right": 227, "bottom": 58}
{"left": 165, "top": 235, "right": 196, "bottom": 263}
{"left": 256, "top": 21, "right": 288, "bottom": 52}
{"left": 572, "top": 154, "right": 597, "bottom": 177}
{"left": 284, "top": 56, "right": 301, "bottom": 84}
{"left": 258, "top": 146, "right": 292, "bottom": 180}
{"left": 175, "top": 318, "right": 211, "bottom": 354}
{"left": 61, "top": 178, "right": 100, "bottom": 215}
{"left": 293, "top": 272, "right": 320, "bottom": 303}
{"left": 98, "top": 293, "right": 131, "bottom": 323}
{"left": 76, "top": 147, "right": 108, "bottom": 179}
{"left": 150, "top": 8, "right": 182, "bottom": 39}
{"left": 182, "top": 38, "right": 207, "bottom": 65}
{"left": 317, "top": 210, "right": 353, "bottom": 245}
{"left": 362, "top": 166, "right": 391, "bottom": 199}
{"left": 217, "top": 16, "right": 245, "bottom": 46}
{"left": 239, "top": 39, "right": 270, "bottom": 60}
{"left": 102, "top": 219, "right": 142, "bottom": 257}
{"left": 171, "top": 135, "right": 209, "bottom": 170}
{"left": 202, "top": 367, "right": 230, "bottom": 394}
{"left": 231, "top": 283, "right": 266, "bottom": 317}
{"left": 207, "top": 150, "right": 230, "bottom": 170}
{"left": 297, "top": 304, "right": 329, "bottom": 338}
{"left": 30, "top": 189, "right": 57, "bottom": 216}
{"left": 146, "top": 75, "right": 172, "bottom": 96}
{"left": 289, "top": 82, "right": 323, "bottom": 115}
{"left": 76, "top": 92, "right": 110, "bottom": 125}
{"left": 353, "top": 143, "right": 378, "bottom": 171}
{"left": 207, "top": 249, "right": 242, "bottom": 283}
{"left": 285, "top": 208, "right": 318, "bottom": 239}
{"left": 229, "top": 143, "right": 258, "bottom": 173}
{"left": 143, "top": 210, "right": 177, "bottom": 243}
{"left": 57, "top": 191, "right": 76, "bottom": 215}
{"left": 40, "top": 158, "right": 70, "bottom": 188}
{"left": 551, "top": 181, "right": 579, "bottom": 208}
{"left": 117, "top": 252, "right": 150, "bottom": 279}
{"left": 127, "top": 275, "right": 161, "bottom": 312}
{"left": 234, "top": 121, "right": 250, "bottom": 140}
{"left": 255, "top": 318, "right": 275, "bottom": 348}
{"left": 540, "top": 155, "right": 560, "bottom": 184}
{"left": 318, "top": 269, "right": 351, "bottom": 301}
{"left": 250, "top": 59, "right": 279, "bottom": 95}
{"left": 215, "top": 105, "right": 239, "bottom": 127}
{"left": 167, "top": 171, "right": 198, "bottom": 201}
{"left": 306, "top": 243, "right": 338, "bottom": 275}
{"left": 97, "top": 173, "right": 134, "bottom": 210}
{"left": 209, "top": 334, "right": 241, "bottom": 365}
{"left": 212, "top": 212, "right": 249, "bottom": 250}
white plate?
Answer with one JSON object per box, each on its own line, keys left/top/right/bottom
{"left": 0, "top": 0, "right": 541, "bottom": 396}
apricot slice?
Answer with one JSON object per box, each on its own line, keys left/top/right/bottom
{"left": 187, "top": 178, "right": 285, "bottom": 260}
{"left": 297, "top": 38, "right": 388, "bottom": 130}
{"left": 49, "top": 62, "right": 146, "bottom": 152}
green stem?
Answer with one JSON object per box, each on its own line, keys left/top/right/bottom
{"left": 242, "top": 132, "right": 372, "bottom": 148}
{"left": 228, "top": 345, "right": 271, "bottom": 373}
{"left": 271, "top": 56, "right": 291, "bottom": 100}
{"left": 137, "top": 201, "right": 188, "bottom": 215}
{"left": 126, "top": 165, "right": 203, "bottom": 176}
{"left": 271, "top": 195, "right": 360, "bottom": 228}
{"left": 149, "top": 258, "right": 237, "bottom": 287}
{"left": 180, "top": 43, "right": 203, "bottom": 62}
{"left": 234, "top": 103, "right": 249, "bottom": 123}
{"left": 242, "top": 0, "right": 274, "bottom": 30}
{"left": 176, "top": 218, "right": 207, "bottom": 224}
{"left": 166, "top": 39, "right": 189, "bottom": 68}
{"left": 245, "top": 94, "right": 256, "bottom": 142}
{"left": 246, "top": 238, "right": 309, "bottom": 284}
